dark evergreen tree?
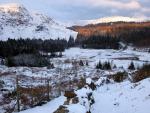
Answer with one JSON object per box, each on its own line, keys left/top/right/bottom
{"left": 128, "top": 61, "right": 135, "bottom": 70}
{"left": 113, "top": 64, "right": 117, "bottom": 69}
{"left": 102, "top": 61, "right": 111, "bottom": 70}
{"left": 86, "top": 61, "right": 89, "bottom": 66}
{"left": 68, "top": 36, "right": 75, "bottom": 48}
{"left": 79, "top": 60, "right": 84, "bottom": 66}
{"left": 96, "top": 61, "right": 102, "bottom": 69}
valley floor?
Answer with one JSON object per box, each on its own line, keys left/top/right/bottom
{"left": 0, "top": 47, "right": 150, "bottom": 113}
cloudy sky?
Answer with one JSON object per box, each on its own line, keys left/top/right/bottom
{"left": 0, "top": 0, "right": 150, "bottom": 22}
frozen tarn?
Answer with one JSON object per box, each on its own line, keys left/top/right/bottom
{"left": 19, "top": 96, "right": 66, "bottom": 113}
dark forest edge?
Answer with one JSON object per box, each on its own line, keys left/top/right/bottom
{"left": 81, "top": 35, "right": 120, "bottom": 49}
{"left": 0, "top": 37, "right": 75, "bottom": 67}
{"left": 71, "top": 22, "right": 150, "bottom": 48}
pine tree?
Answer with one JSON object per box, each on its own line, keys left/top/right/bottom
{"left": 79, "top": 60, "right": 84, "bottom": 66}
{"left": 86, "top": 61, "right": 89, "bottom": 66}
{"left": 68, "top": 36, "right": 75, "bottom": 48}
{"left": 128, "top": 61, "right": 135, "bottom": 70}
{"left": 96, "top": 61, "right": 102, "bottom": 69}
{"left": 103, "top": 61, "right": 111, "bottom": 70}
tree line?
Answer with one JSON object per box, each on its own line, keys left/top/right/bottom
{"left": 119, "top": 27, "right": 150, "bottom": 47}
{"left": 0, "top": 36, "right": 75, "bottom": 67}
{"left": 81, "top": 35, "right": 120, "bottom": 49}
{"left": 71, "top": 22, "right": 150, "bottom": 48}
{"left": 0, "top": 36, "right": 75, "bottom": 58}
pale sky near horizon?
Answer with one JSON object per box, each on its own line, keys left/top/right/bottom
{"left": 0, "top": 0, "right": 150, "bottom": 22}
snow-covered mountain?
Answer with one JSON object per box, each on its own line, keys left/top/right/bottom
{"left": 73, "top": 16, "right": 146, "bottom": 26}
{"left": 0, "top": 3, "right": 77, "bottom": 41}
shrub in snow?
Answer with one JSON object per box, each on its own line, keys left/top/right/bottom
{"left": 77, "top": 77, "right": 86, "bottom": 89}
{"left": 53, "top": 105, "right": 69, "bottom": 113}
{"left": 109, "top": 72, "right": 128, "bottom": 83}
{"left": 64, "top": 91, "right": 77, "bottom": 99}
{"left": 64, "top": 91, "right": 79, "bottom": 105}
{"left": 132, "top": 64, "right": 150, "bottom": 82}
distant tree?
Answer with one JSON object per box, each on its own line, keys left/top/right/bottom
{"left": 86, "top": 61, "right": 89, "bottom": 66}
{"left": 128, "top": 61, "right": 135, "bottom": 70}
{"left": 68, "top": 36, "right": 75, "bottom": 48}
{"left": 96, "top": 61, "right": 102, "bottom": 69}
{"left": 79, "top": 60, "right": 84, "bottom": 66}
{"left": 103, "top": 61, "right": 111, "bottom": 70}
{"left": 96, "top": 61, "right": 112, "bottom": 70}
{"left": 113, "top": 64, "right": 117, "bottom": 69}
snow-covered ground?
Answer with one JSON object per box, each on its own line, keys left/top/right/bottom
{"left": 20, "top": 96, "right": 66, "bottom": 113}
{"left": 19, "top": 78, "right": 150, "bottom": 113}
{"left": 0, "top": 47, "right": 150, "bottom": 113}
{"left": 63, "top": 48, "right": 150, "bottom": 69}
{"left": 0, "top": 47, "right": 149, "bottom": 79}
{"left": 92, "top": 78, "right": 150, "bottom": 113}
{"left": 72, "top": 78, "right": 150, "bottom": 113}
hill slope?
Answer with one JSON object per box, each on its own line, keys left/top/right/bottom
{"left": 70, "top": 21, "right": 150, "bottom": 47}
{"left": 0, "top": 3, "right": 77, "bottom": 41}
{"left": 74, "top": 16, "right": 146, "bottom": 26}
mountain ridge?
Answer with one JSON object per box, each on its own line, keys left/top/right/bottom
{"left": 71, "top": 16, "right": 148, "bottom": 26}
{"left": 0, "top": 3, "right": 77, "bottom": 41}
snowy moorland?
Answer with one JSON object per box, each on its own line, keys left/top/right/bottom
{"left": 0, "top": 47, "right": 150, "bottom": 113}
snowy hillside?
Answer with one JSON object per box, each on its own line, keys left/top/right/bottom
{"left": 19, "top": 77, "right": 150, "bottom": 113}
{"left": 0, "top": 3, "right": 77, "bottom": 41}
{"left": 73, "top": 16, "right": 146, "bottom": 26}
